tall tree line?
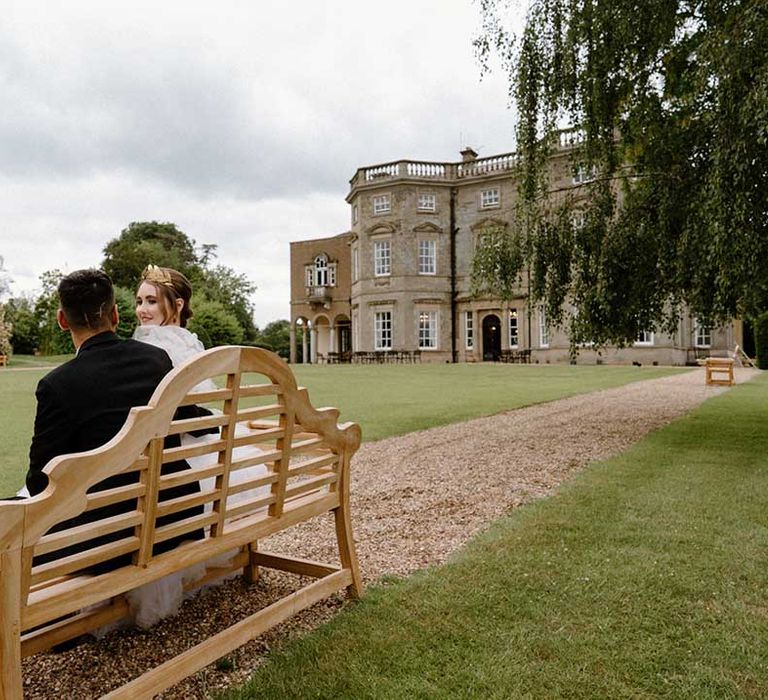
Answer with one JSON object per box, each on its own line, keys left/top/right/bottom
{"left": 4, "top": 221, "right": 262, "bottom": 354}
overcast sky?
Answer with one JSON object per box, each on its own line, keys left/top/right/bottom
{"left": 0, "top": 0, "right": 522, "bottom": 326}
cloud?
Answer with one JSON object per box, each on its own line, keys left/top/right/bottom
{"left": 0, "top": 0, "right": 520, "bottom": 323}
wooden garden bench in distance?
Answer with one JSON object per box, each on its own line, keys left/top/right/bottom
{"left": 0, "top": 346, "right": 362, "bottom": 699}
{"left": 705, "top": 356, "right": 735, "bottom": 386}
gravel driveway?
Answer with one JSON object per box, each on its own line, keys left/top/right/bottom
{"left": 22, "top": 366, "right": 759, "bottom": 699}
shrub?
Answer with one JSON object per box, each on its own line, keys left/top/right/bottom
{"left": 754, "top": 311, "right": 768, "bottom": 370}
{"left": 0, "top": 303, "right": 12, "bottom": 357}
{"left": 187, "top": 298, "right": 244, "bottom": 348}
{"left": 6, "top": 298, "right": 38, "bottom": 354}
{"left": 113, "top": 286, "right": 138, "bottom": 339}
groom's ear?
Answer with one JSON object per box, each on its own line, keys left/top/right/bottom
{"left": 56, "top": 308, "right": 70, "bottom": 331}
{"left": 110, "top": 304, "right": 119, "bottom": 327}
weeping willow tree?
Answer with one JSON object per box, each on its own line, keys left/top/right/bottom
{"left": 472, "top": 0, "right": 768, "bottom": 346}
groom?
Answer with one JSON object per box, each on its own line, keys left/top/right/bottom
{"left": 26, "top": 268, "right": 174, "bottom": 494}
{"left": 26, "top": 268, "right": 204, "bottom": 567}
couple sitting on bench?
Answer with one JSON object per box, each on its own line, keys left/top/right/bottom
{"left": 22, "top": 266, "right": 269, "bottom": 630}
{"left": 1, "top": 265, "right": 362, "bottom": 697}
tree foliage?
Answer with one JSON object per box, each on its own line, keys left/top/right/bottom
{"left": 0, "top": 256, "right": 10, "bottom": 300}
{"left": 473, "top": 0, "right": 768, "bottom": 345}
{"left": 754, "top": 311, "right": 768, "bottom": 370}
{"left": 188, "top": 298, "right": 244, "bottom": 349}
{"left": 253, "top": 319, "right": 290, "bottom": 358}
{"left": 5, "top": 297, "right": 38, "bottom": 354}
{"left": 34, "top": 270, "right": 74, "bottom": 355}
{"left": 114, "top": 286, "right": 138, "bottom": 339}
{"left": 0, "top": 303, "right": 12, "bottom": 356}
{"left": 102, "top": 221, "right": 202, "bottom": 290}
{"left": 101, "top": 221, "right": 258, "bottom": 342}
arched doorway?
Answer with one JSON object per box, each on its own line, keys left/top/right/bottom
{"left": 482, "top": 314, "right": 501, "bottom": 361}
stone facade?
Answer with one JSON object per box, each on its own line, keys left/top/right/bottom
{"left": 289, "top": 138, "right": 739, "bottom": 365}
{"left": 289, "top": 232, "right": 352, "bottom": 364}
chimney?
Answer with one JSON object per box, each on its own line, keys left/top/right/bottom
{"left": 460, "top": 147, "right": 478, "bottom": 163}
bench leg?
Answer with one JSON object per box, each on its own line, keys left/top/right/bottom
{"left": 243, "top": 542, "right": 260, "bottom": 584}
{"left": 0, "top": 550, "right": 23, "bottom": 699}
{"left": 334, "top": 506, "right": 362, "bottom": 599}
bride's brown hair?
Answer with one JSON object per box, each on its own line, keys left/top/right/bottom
{"left": 140, "top": 265, "right": 194, "bottom": 327}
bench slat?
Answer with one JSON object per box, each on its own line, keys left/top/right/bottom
{"left": 151, "top": 512, "right": 218, "bottom": 546}
{"left": 22, "top": 490, "right": 340, "bottom": 629}
{"left": 84, "top": 483, "right": 146, "bottom": 512}
{"left": 288, "top": 453, "right": 338, "bottom": 477}
{"left": 154, "top": 490, "right": 220, "bottom": 520}
{"left": 177, "top": 388, "right": 232, "bottom": 406}
{"left": 31, "top": 537, "right": 141, "bottom": 586}
{"left": 284, "top": 472, "right": 337, "bottom": 501}
{"left": 21, "top": 596, "right": 129, "bottom": 658}
{"left": 221, "top": 493, "right": 275, "bottom": 521}
{"left": 238, "top": 383, "right": 282, "bottom": 398}
{"left": 35, "top": 511, "right": 143, "bottom": 557}
{"left": 236, "top": 403, "right": 284, "bottom": 421}
{"left": 166, "top": 413, "right": 229, "bottom": 436}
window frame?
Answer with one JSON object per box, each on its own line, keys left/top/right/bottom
{"left": 372, "top": 193, "right": 391, "bottom": 215}
{"left": 634, "top": 330, "right": 655, "bottom": 346}
{"left": 352, "top": 245, "right": 359, "bottom": 282}
{"left": 314, "top": 255, "right": 328, "bottom": 287}
{"left": 509, "top": 309, "right": 519, "bottom": 348}
{"left": 418, "top": 239, "right": 436, "bottom": 275}
{"left": 480, "top": 188, "right": 500, "bottom": 209}
{"left": 418, "top": 309, "right": 438, "bottom": 350}
{"left": 417, "top": 192, "right": 436, "bottom": 212}
{"left": 572, "top": 164, "right": 597, "bottom": 185}
{"left": 465, "top": 311, "right": 474, "bottom": 350}
{"left": 373, "top": 239, "right": 391, "bottom": 277}
{"left": 374, "top": 310, "right": 393, "bottom": 350}
{"left": 538, "top": 306, "right": 550, "bottom": 348}
{"left": 694, "top": 320, "right": 712, "bottom": 348}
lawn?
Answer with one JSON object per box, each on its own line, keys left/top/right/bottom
{"left": 0, "top": 361, "right": 685, "bottom": 495}
{"left": 222, "top": 372, "right": 768, "bottom": 700}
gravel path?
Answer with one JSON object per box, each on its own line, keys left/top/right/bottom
{"left": 22, "top": 367, "right": 759, "bottom": 699}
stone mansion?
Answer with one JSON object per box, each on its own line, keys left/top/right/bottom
{"left": 289, "top": 137, "right": 739, "bottom": 365}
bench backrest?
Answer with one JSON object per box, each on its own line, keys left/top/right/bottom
{"left": 6, "top": 346, "right": 361, "bottom": 633}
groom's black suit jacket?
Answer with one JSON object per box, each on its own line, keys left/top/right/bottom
{"left": 26, "top": 331, "right": 205, "bottom": 570}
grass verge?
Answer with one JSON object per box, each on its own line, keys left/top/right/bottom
{"left": 0, "top": 362, "right": 685, "bottom": 494}
{"left": 221, "top": 373, "right": 768, "bottom": 700}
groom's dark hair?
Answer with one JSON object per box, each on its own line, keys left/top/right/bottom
{"left": 58, "top": 269, "right": 116, "bottom": 331}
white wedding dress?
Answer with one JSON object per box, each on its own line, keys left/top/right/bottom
{"left": 118, "top": 326, "right": 270, "bottom": 629}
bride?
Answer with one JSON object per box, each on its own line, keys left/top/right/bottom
{"left": 123, "top": 264, "right": 269, "bottom": 629}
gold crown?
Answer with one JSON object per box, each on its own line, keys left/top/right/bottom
{"left": 141, "top": 264, "right": 175, "bottom": 289}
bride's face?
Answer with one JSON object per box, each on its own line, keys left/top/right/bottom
{"left": 136, "top": 281, "right": 172, "bottom": 326}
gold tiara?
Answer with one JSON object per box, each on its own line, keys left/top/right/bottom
{"left": 141, "top": 264, "right": 175, "bottom": 289}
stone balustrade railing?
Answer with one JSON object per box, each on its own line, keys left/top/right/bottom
{"left": 349, "top": 129, "right": 583, "bottom": 190}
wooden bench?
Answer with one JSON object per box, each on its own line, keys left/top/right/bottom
{"left": 0, "top": 355, "right": 7, "bottom": 368}
{"left": 0, "top": 346, "right": 362, "bottom": 698}
{"left": 705, "top": 357, "right": 735, "bottom": 386}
